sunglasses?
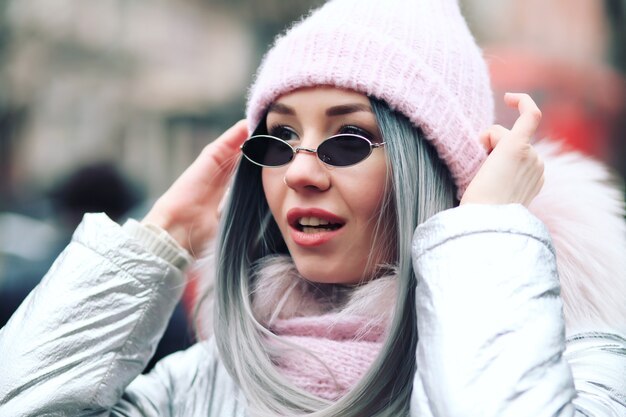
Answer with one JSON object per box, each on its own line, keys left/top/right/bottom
{"left": 240, "top": 134, "right": 385, "bottom": 168}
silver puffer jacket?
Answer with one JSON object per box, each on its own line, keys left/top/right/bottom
{"left": 0, "top": 203, "right": 625, "bottom": 416}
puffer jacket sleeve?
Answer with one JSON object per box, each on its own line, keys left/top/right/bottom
{"left": 409, "top": 204, "right": 578, "bottom": 417}
{"left": 0, "top": 213, "right": 186, "bottom": 417}
{"left": 565, "top": 332, "right": 626, "bottom": 416}
{"left": 111, "top": 341, "right": 246, "bottom": 417}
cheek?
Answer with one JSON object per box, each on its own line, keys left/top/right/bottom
{"left": 357, "top": 160, "right": 395, "bottom": 264}
{"left": 340, "top": 160, "right": 390, "bottom": 243}
{"left": 357, "top": 158, "right": 389, "bottom": 215}
{"left": 261, "top": 169, "right": 270, "bottom": 197}
{"left": 261, "top": 169, "right": 282, "bottom": 215}
{"left": 354, "top": 185, "right": 387, "bottom": 228}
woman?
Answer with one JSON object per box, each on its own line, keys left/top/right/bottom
{"left": 1, "top": 0, "right": 625, "bottom": 416}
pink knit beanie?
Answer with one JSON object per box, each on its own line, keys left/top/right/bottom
{"left": 246, "top": 0, "right": 494, "bottom": 196}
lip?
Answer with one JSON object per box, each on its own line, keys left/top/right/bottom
{"left": 286, "top": 208, "right": 346, "bottom": 247}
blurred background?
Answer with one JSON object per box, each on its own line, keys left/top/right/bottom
{"left": 0, "top": 0, "right": 624, "bottom": 367}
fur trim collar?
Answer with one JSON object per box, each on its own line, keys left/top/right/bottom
{"left": 529, "top": 141, "right": 626, "bottom": 336}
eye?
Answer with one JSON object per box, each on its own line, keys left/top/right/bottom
{"left": 339, "top": 125, "right": 375, "bottom": 141}
{"left": 268, "top": 125, "right": 299, "bottom": 142}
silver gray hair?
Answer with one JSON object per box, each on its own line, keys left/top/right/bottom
{"left": 210, "top": 97, "right": 457, "bottom": 416}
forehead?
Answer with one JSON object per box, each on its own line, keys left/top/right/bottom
{"left": 270, "top": 87, "right": 372, "bottom": 114}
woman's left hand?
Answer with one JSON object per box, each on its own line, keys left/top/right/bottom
{"left": 460, "top": 93, "right": 544, "bottom": 207}
{"left": 142, "top": 120, "right": 248, "bottom": 255}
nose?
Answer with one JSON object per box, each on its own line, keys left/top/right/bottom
{"left": 283, "top": 141, "right": 330, "bottom": 192}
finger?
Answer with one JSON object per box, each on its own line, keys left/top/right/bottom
{"left": 212, "top": 119, "right": 249, "bottom": 153}
{"left": 479, "top": 124, "right": 509, "bottom": 152}
{"left": 478, "top": 130, "right": 490, "bottom": 151}
{"left": 198, "top": 120, "right": 248, "bottom": 172}
{"left": 504, "top": 93, "right": 542, "bottom": 139}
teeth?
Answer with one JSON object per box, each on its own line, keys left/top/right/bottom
{"left": 302, "top": 227, "right": 318, "bottom": 234}
{"left": 299, "top": 216, "right": 330, "bottom": 226}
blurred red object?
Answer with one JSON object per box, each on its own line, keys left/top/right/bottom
{"left": 487, "top": 46, "right": 625, "bottom": 162}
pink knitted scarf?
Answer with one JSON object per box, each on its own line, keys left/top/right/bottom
{"left": 270, "top": 314, "right": 386, "bottom": 401}
{"left": 249, "top": 255, "right": 397, "bottom": 401}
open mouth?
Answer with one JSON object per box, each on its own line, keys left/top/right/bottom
{"left": 295, "top": 216, "right": 344, "bottom": 233}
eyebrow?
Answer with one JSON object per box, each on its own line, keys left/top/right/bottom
{"left": 325, "top": 103, "right": 372, "bottom": 116}
{"left": 267, "top": 102, "right": 294, "bottom": 115}
{"left": 267, "top": 102, "right": 373, "bottom": 116}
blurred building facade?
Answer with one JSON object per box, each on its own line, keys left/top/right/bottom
{"left": 2, "top": 1, "right": 249, "bottom": 206}
{"left": 0, "top": 0, "right": 325, "bottom": 210}
{"left": 1, "top": 0, "right": 624, "bottom": 212}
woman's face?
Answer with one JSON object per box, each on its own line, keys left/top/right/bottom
{"left": 262, "top": 87, "right": 391, "bottom": 284}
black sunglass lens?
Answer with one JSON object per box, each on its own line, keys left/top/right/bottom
{"left": 242, "top": 136, "right": 293, "bottom": 166}
{"left": 318, "top": 135, "right": 371, "bottom": 167}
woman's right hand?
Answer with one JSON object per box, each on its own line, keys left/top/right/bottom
{"left": 460, "top": 93, "right": 544, "bottom": 207}
{"left": 142, "top": 120, "right": 248, "bottom": 255}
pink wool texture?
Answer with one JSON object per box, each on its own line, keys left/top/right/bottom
{"left": 270, "top": 315, "right": 386, "bottom": 401}
{"left": 249, "top": 256, "right": 397, "bottom": 400}
{"left": 246, "top": 0, "right": 494, "bottom": 197}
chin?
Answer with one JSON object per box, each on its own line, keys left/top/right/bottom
{"left": 293, "top": 260, "right": 363, "bottom": 285}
